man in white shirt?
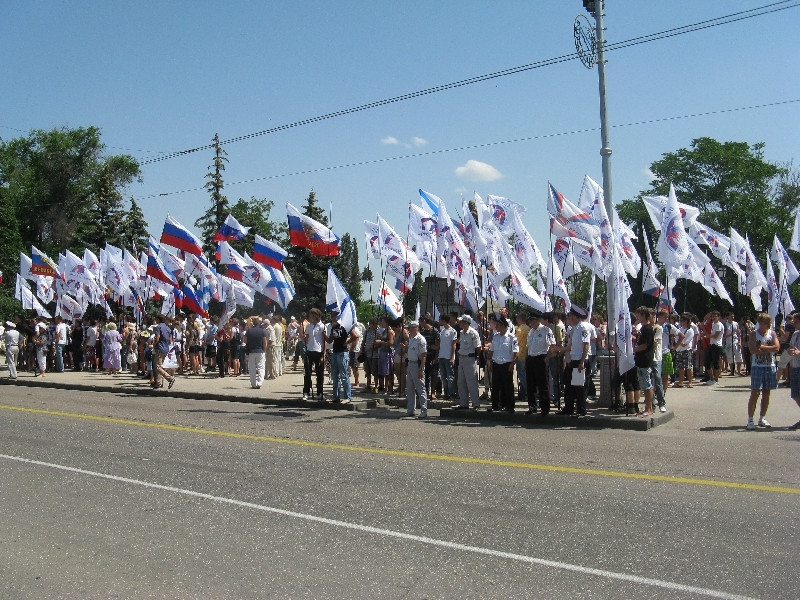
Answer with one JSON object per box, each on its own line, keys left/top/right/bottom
{"left": 303, "top": 308, "right": 326, "bottom": 401}
{"left": 455, "top": 315, "right": 482, "bottom": 409}
{"left": 84, "top": 320, "right": 98, "bottom": 371}
{"left": 558, "top": 307, "right": 591, "bottom": 416}
{"left": 488, "top": 317, "right": 518, "bottom": 413}
{"left": 54, "top": 316, "right": 69, "bottom": 372}
{"left": 724, "top": 311, "right": 743, "bottom": 376}
{"left": 526, "top": 310, "right": 555, "bottom": 415}
{"left": 705, "top": 311, "right": 724, "bottom": 385}
{"left": 405, "top": 321, "right": 428, "bottom": 418}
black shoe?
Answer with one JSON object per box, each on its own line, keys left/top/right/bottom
{"left": 525, "top": 409, "right": 535, "bottom": 415}
{"left": 452, "top": 405, "right": 467, "bottom": 410}
{"left": 168, "top": 378, "right": 176, "bottom": 390}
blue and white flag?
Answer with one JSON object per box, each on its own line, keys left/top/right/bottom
{"left": 326, "top": 266, "right": 357, "bottom": 332}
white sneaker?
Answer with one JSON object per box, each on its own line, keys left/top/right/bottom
{"left": 302, "top": 393, "right": 308, "bottom": 400}
{"left": 704, "top": 379, "right": 717, "bottom": 386}
{"left": 757, "top": 417, "right": 771, "bottom": 428}
{"left": 746, "top": 419, "right": 756, "bottom": 430}
{"left": 659, "top": 406, "right": 667, "bottom": 413}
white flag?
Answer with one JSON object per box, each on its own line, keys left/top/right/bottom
{"left": 790, "top": 210, "right": 800, "bottom": 252}
{"left": 326, "top": 266, "right": 357, "bottom": 332}
{"left": 771, "top": 235, "right": 799, "bottom": 286}
{"left": 655, "top": 184, "right": 690, "bottom": 267}
{"left": 765, "top": 255, "right": 780, "bottom": 323}
{"left": 377, "top": 281, "right": 403, "bottom": 319}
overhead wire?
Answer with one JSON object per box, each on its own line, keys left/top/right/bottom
{"left": 139, "top": 98, "right": 800, "bottom": 199}
{"left": 135, "top": 0, "right": 800, "bottom": 166}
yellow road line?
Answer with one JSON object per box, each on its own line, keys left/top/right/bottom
{"left": 2, "top": 403, "right": 799, "bottom": 495}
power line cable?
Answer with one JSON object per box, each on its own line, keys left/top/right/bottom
{"left": 137, "top": 1, "right": 800, "bottom": 166}
{"left": 139, "top": 98, "right": 800, "bottom": 199}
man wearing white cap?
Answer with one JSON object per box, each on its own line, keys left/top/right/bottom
{"left": 559, "top": 306, "right": 591, "bottom": 416}
{"left": 455, "top": 314, "right": 481, "bottom": 409}
{"left": 3, "top": 321, "right": 21, "bottom": 380}
{"left": 405, "top": 321, "right": 428, "bottom": 418}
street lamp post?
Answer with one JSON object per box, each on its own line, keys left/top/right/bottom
{"left": 575, "top": 1, "right": 616, "bottom": 327}
{"left": 576, "top": 1, "right": 618, "bottom": 406}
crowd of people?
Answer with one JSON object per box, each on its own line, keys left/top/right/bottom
{"left": 2, "top": 305, "right": 799, "bottom": 430}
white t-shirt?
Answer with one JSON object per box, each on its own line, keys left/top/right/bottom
{"left": 85, "top": 326, "right": 97, "bottom": 347}
{"left": 710, "top": 321, "right": 724, "bottom": 347}
{"left": 653, "top": 324, "right": 663, "bottom": 360}
{"left": 587, "top": 322, "right": 598, "bottom": 356}
{"left": 351, "top": 322, "right": 364, "bottom": 353}
{"left": 678, "top": 326, "right": 694, "bottom": 351}
{"left": 439, "top": 326, "right": 458, "bottom": 360}
{"left": 305, "top": 322, "right": 325, "bottom": 352}
{"left": 56, "top": 323, "right": 69, "bottom": 345}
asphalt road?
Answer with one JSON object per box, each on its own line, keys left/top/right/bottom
{"left": 1, "top": 385, "right": 798, "bottom": 599}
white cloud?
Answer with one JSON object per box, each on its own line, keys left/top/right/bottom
{"left": 643, "top": 168, "right": 657, "bottom": 181}
{"left": 412, "top": 137, "right": 428, "bottom": 147}
{"left": 455, "top": 159, "right": 503, "bottom": 182}
{"left": 381, "top": 136, "right": 399, "bottom": 145}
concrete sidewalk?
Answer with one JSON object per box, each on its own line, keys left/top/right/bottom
{"left": 4, "top": 365, "right": 797, "bottom": 431}
{"left": 0, "top": 364, "right": 690, "bottom": 430}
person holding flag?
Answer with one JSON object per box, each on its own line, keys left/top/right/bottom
{"left": 324, "top": 310, "right": 357, "bottom": 404}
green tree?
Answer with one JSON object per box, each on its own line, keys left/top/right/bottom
{"left": 335, "top": 232, "right": 362, "bottom": 306}
{"left": 0, "top": 126, "right": 140, "bottom": 307}
{"left": 194, "top": 133, "right": 230, "bottom": 259}
{"left": 0, "top": 126, "right": 140, "bottom": 255}
{"left": 74, "top": 155, "right": 141, "bottom": 253}
{"left": 121, "top": 197, "right": 150, "bottom": 252}
{"left": 617, "top": 137, "right": 799, "bottom": 313}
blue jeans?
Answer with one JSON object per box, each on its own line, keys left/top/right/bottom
{"left": 331, "top": 352, "right": 351, "bottom": 401}
{"left": 650, "top": 360, "right": 665, "bottom": 407}
{"left": 55, "top": 344, "right": 65, "bottom": 372}
{"left": 438, "top": 360, "right": 455, "bottom": 397}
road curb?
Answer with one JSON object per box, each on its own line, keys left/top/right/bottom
{"left": 0, "top": 378, "right": 376, "bottom": 411}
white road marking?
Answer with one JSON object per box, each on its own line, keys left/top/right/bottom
{"left": 1, "top": 453, "right": 755, "bottom": 600}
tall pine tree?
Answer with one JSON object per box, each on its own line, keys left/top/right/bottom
{"left": 194, "top": 133, "right": 229, "bottom": 260}
{"left": 122, "top": 197, "right": 150, "bottom": 252}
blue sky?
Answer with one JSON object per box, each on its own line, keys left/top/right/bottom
{"left": 3, "top": 1, "right": 799, "bottom": 292}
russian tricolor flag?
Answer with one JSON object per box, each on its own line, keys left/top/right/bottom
{"left": 30, "top": 245, "right": 59, "bottom": 278}
{"left": 394, "top": 278, "right": 411, "bottom": 295}
{"left": 161, "top": 215, "right": 204, "bottom": 256}
{"left": 146, "top": 242, "right": 178, "bottom": 287}
{"left": 287, "top": 202, "right": 339, "bottom": 257}
{"left": 182, "top": 283, "right": 208, "bottom": 318}
{"left": 213, "top": 214, "right": 250, "bottom": 242}
{"left": 253, "top": 235, "right": 287, "bottom": 269}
